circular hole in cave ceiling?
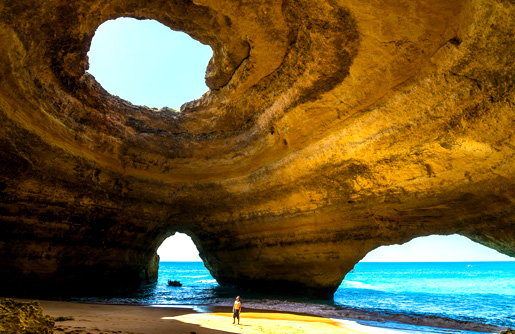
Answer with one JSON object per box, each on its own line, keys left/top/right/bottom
{"left": 87, "top": 17, "right": 213, "bottom": 110}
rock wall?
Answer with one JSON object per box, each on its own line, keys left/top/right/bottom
{"left": 0, "top": 0, "right": 514, "bottom": 297}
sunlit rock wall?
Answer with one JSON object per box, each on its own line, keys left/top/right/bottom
{"left": 0, "top": 0, "right": 514, "bottom": 297}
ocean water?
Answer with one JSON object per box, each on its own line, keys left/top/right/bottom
{"left": 338, "top": 262, "right": 515, "bottom": 328}
{"left": 78, "top": 261, "right": 515, "bottom": 331}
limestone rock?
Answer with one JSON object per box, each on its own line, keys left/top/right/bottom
{"left": 0, "top": 0, "right": 514, "bottom": 297}
{"left": 0, "top": 299, "right": 54, "bottom": 334}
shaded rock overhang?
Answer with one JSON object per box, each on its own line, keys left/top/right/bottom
{"left": 0, "top": 0, "right": 514, "bottom": 297}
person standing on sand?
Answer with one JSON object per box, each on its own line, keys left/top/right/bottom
{"left": 232, "top": 296, "right": 242, "bottom": 324}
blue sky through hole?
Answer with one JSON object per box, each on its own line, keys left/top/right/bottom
{"left": 158, "top": 233, "right": 514, "bottom": 262}
{"left": 87, "top": 17, "right": 212, "bottom": 110}
{"left": 88, "top": 18, "right": 514, "bottom": 263}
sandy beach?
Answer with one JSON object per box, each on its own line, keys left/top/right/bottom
{"left": 18, "top": 299, "right": 400, "bottom": 334}
{"left": 5, "top": 297, "right": 503, "bottom": 334}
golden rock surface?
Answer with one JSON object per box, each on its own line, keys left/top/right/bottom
{"left": 0, "top": 0, "right": 514, "bottom": 296}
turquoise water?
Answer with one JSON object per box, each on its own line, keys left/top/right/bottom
{"left": 79, "top": 261, "right": 515, "bottom": 330}
{"left": 338, "top": 262, "right": 515, "bottom": 327}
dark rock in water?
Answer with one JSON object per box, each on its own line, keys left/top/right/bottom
{"left": 0, "top": 299, "right": 54, "bottom": 334}
{"left": 168, "top": 280, "right": 183, "bottom": 287}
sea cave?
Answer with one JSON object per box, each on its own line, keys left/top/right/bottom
{"left": 0, "top": 0, "right": 514, "bottom": 301}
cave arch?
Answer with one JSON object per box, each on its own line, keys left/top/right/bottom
{"left": 335, "top": 234, "right": 515, "bottom": 327}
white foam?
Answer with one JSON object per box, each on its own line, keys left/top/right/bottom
{"left": 343, "top": 280, "right": 384, "bottom": 291}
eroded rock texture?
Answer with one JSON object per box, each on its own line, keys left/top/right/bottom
{"left": 0, "top": 0, "right": 514, "bottom": 297}
{"left": 0, "top": 299, "right": 54, "bottom": 333}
